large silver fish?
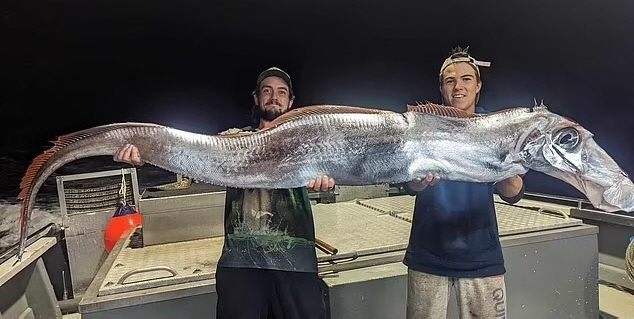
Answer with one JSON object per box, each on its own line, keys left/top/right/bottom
{"left": 14, "top": 103, "right": 634, "bottom": 261}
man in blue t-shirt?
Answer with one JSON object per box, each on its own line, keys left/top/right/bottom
{"left": 402, "top": 48, "right": 525, "bottom": 318}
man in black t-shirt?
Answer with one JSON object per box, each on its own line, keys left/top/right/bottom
{"left": 114, "top": 67, "right": 334, "bottom": 319}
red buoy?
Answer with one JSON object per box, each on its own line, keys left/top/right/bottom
{"left": 104, "top": 203, "right": 142, "bottom": 252}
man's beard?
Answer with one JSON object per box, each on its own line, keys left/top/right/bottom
{"left": 255, "top": 103, "right": 285, "bottom": 121}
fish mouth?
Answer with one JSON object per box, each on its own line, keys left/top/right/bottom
{"left": 580, "top": 139, "right": 634, "bottom": 212}
{"left": 540, "top": 137, "right": 634, "bottom": 213}
{"left": 578, "top": 174, "right": 634, "bottom": 212}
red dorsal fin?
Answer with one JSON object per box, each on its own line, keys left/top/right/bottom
{"left": 260, "top": 105, "right": 388, "bottom": 131}
{"left": 406, "top": 102, "right": 479, "bottom": 118}
{"left": 17, "top": 124, "right": 137, "bottom": 200}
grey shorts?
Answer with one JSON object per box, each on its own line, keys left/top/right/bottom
{"left": 407, "top": 268, "right": 507, "bottom": 319}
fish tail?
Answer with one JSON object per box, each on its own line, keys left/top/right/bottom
{"left": 16, "top": 122, "right": 160, "bottom": 261}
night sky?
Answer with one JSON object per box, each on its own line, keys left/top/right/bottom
{"left": 1, "top": 0, "right": 633, "bottom": 200}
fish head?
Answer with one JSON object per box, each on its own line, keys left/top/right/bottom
{"left": 518, "top": 106, "right": 634, "bottom": 212}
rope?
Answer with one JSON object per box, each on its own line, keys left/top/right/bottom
{"left": 119, "top": 169, "right": 127, "bottom": 206}
{"left": 625, "top": 236, "right": 634, "bottom": 282}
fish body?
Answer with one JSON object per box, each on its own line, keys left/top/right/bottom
{"left": 14, "top": 103, "right": 634, "bottom": 261}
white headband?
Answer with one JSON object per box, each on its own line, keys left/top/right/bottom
{"left": 439, "top": 55, "right": 491, "bottom": 77}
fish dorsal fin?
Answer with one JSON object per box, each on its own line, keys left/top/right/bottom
{"left": 260, "top": 105, "right": 388, "bottom": 131}
{"left": 17, "top": 123, "right": 151, "bottom": 200}
{"left": 406, "top": 102, "right": 478, "bottom": 118}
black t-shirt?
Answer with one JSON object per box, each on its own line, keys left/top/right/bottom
{"left": 217, "top": 187, "right": 318, "bottom": 273}
{"left": 215, "top": 125, "right": 318, "bottom": 272}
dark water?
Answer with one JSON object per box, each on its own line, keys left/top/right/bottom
{"left": 0, "top": 152, "right": 177, "bottom": 256}
{"left": 1, "top": 152, "right": 177, "bottom": 200}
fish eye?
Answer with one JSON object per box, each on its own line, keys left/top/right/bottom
{"left": 554, "top": 127, "right": 580, "bottom": 150}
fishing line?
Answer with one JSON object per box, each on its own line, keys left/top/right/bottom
{"left": 119, "top": 169, "right": 127, "bottom": 206}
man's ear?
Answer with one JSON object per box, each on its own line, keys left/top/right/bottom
{"left": 289, "top": 97, "right": 294, "bottom": 109}
{"left": 252, "top": 92, "right": 259, "bottom": 106}
{"left": 439, "top": 85, "right": 448, "bottom": 105}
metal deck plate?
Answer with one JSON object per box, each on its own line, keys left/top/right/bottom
{"left": 358, "top": 196, "right": 583, "bottom": 236}
{"left": 98, "top": 237, "right": 224, "bottom": 296}
{"left": 493, "top": 201, "right": 582, "bottom": 235}
{"left": 312, "top": 202, "right": 412, "bottom": 257}
{"left": 95, "top": 196, "right": 583, "bottom": 296}
{"left": 356, "top": 196, "right": 416, "bottom": 215}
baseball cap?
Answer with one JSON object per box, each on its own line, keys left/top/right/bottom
{"left": 439, "top": 50, "right": 491, "bottom": 80}
{"left": 254, "top": 67, "right": 294, "bottom": 97}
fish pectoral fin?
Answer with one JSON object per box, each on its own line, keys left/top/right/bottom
{"left": 505, "top": 151, "right": 523, "bottom": 164}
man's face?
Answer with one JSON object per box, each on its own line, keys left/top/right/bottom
{"left": 440, "top": 62, "right": 482, "bottom": 113}
{"left": 253, "top": 76, "right": 294, "bottom": 121}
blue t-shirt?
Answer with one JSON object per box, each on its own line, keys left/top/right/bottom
{"left": 403, "top": 106, "right": 522, "bottom": 278}
{"left": 403, "top": 181, "right": 506, "bottom": 278}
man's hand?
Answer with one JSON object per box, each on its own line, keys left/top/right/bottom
{"left": 405, "top": 173, "right": 440, "bottom": 193}
{"left": 495, "top": 175, "right": 524, "bottom": 199}
{"left": 113, "top": 144, "right": 145, "bottom": 166}
{"left": 218, "top": 128, "right": 249, "bottom": 136}
{"left": 307, "top": 175, "right": 335, "bottom": 192}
